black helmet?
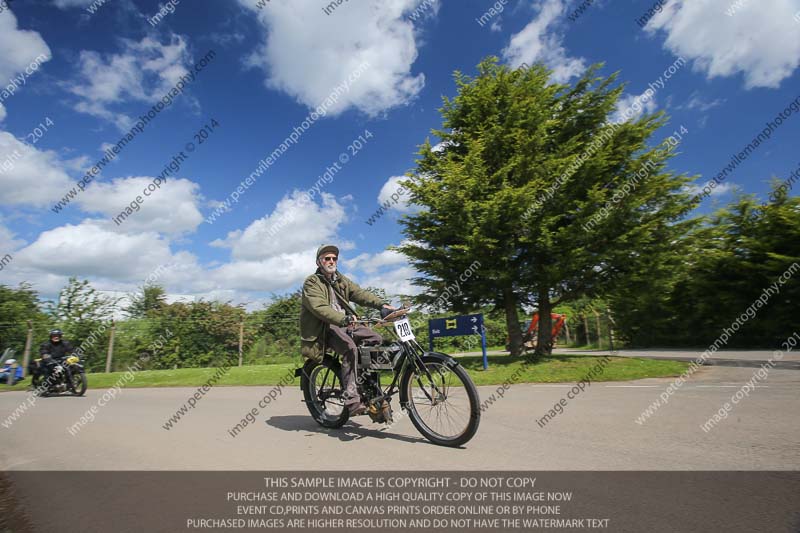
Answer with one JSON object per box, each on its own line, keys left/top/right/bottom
{"left": 49, "top": 329, "right": 63, "bottom": 337}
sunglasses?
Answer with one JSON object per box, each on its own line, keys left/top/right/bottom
{"left": 321, "top": 256, "right": 338, "bottom": 262}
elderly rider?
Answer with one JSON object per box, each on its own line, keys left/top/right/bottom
{"left": 300, "top": 244, "right": 395, "bottom": 416}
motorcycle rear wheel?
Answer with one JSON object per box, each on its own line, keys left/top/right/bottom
{"left": 300, "top": 360, "right": 349, "bottom": 428}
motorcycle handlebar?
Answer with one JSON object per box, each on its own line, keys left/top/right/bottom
{"left": 351, "top": 308, "right": 410, "bottom": 327}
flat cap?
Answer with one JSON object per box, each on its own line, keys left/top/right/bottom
{"left": 316, "top": 244, "right": 339, "bottom": 258}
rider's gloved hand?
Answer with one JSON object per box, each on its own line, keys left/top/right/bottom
{"left": 380, "top": 306, "right": 395, "bottom": 319}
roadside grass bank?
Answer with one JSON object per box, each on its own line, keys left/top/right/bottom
{"left": 458, "top": 354, "right": 688, "bottom": 385}
{"left": 0, "top": 354, "right": 688, "bottom": 391}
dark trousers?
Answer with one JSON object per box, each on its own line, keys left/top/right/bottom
{"left": 326, "top": 325, "right": 382, "bottom": 405}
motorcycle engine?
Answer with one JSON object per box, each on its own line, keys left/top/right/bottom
{"left": 357, "top": 345, "right": 400, "bottom": 371}
{"left": 367, "top": 398, "right": 393, "bottom": 424}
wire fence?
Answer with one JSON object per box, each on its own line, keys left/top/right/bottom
{"left": 0, "top": 310, "right": 616, "bottom": 377}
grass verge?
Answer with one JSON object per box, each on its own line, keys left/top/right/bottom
{"left": 459, "top": 353, "right": 688, "bottom": 386}
{"left": 1, "top": 354, "right": 688, "bottom": 392}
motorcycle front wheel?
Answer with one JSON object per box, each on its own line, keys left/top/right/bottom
{"left": 71, "top": 371, "right": 87, "bottom": 396}
{"left": 300, "top": 359, "right": 349, "bottom": 428}
{"left": 400, "top": 353, "right": 480, "bottom": 447}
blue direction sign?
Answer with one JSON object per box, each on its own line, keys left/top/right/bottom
{"left": 428, "top": 313, "right": 489, "bottom": 369}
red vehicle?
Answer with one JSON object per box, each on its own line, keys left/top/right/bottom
{"left": 508, "top": 313, "right": 567, "bottom": 352}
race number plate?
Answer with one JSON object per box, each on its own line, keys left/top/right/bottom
{"left": 394, "top": 316, "right": 415, "bottom": 341}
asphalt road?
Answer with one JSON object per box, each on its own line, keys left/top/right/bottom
{"left": 1, "top": 360, "right": 798, "bottom": 471}
{"left": 555, "top": 348, "right": 800, "bottom": 368}
{"left": 459, "top": 348, "right": 800, "bottom": 367}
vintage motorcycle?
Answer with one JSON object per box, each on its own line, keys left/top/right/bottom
{"left": 34, "top": 355, "right": 87, "bottom": 397}
{"left": 296, "top": 308, "right": 481, "bottom": 447}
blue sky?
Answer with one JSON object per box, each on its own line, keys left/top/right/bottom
{"left": 0, "top": 0, "right": 799, "bottom": 309}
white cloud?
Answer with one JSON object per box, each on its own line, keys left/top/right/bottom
{"left": 647, "top": 0, "right": 800, "bottom": 89}
{"left": 0, "top": 220, "right": 24, "bottom": 252}
{"left": 359, "top": 265, "right": 421, "bottom": 299}
{"left": 0, "top": 9, "right": 52, "bottom": 87}
{"left": 683, "top": 92, "right": 726, "bottom": 112}
{"left": 340, "top": 244, "right": 420, "bottom": 299}
{"left": 204, "top": 190, "right": 360, "bottom": 293}
{"left": 239, "top": 0, "right": 426, "bottom": 116}
{"left": 213, "top": 191, "right": 347, "bottom": 260}
{"left": 66, "top": 35, "right": 191, "bottom": 129}
{"left": 4, "top": 209, "right": 414, "bottom": 304}
{"left": 2, "top": 190, "right": 353, "bottom": 299}
{"left": 99, "top": 142, "right": 117, "bottom": 155}
{"left": 16, "top": 221, "right": 180, "bottom": 280}
{"left": 502, "top": 0, "right": 586, "bottom": 83}
{"left": 377, "top": 175, "right": 416, "bottom": 213}
{"left": 209, "top": 251, "right": 315, "bottom": 293}
{"left": 611, "top": 91, "right": 658, "bottom": 123}
{"left": 77, "top": 176, "right": 204, "bottom": 235}
{"left": 0, "top": 270, "right": 72, "bottom": 299}
{"left": 343, "top": 248, "right": 408, "bottom": 274}
{"left": 0, "top": 102, "right": 5, "bottom": 122}
{"left": 4, "top": 220, "right": 213, "bottom": 301}
{"left": 0, "top": 132, "right": 75, "bottom": 207}
{"left": 685, "top": 181, "right": 736, "bottom": 197}
{"left": 208, "top": 32, "right": 246, "bottom": 47}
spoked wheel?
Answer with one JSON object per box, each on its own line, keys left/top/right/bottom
{"left": 71, "top": 371, "right": 87, "bottom": 396}
{"left": 300, "top": 360, "right": 349, "bottom": 428}
{"left": 400, "top": 353, "right": 480, "bottom": 447}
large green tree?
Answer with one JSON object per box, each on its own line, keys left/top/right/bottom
{"left": 398, "top": 58, "right": 696, "bottom": 356}
{"left": 611, "top": 188, "right": 800, "bottom": 347}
